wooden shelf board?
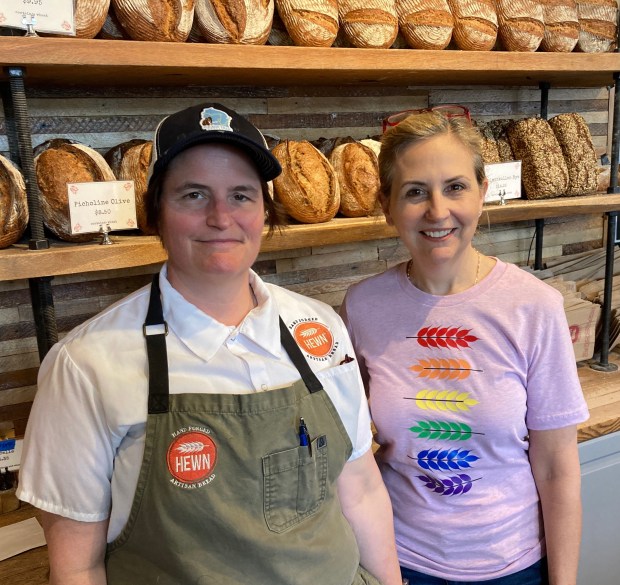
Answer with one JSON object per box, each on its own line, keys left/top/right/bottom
{"left": 2, "top": 193, "right": 620, "bottom": 282}
{"left": 0, "top": 38, "right": 617, "bottom": 87}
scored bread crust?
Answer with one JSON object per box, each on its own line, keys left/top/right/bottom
{"left": 0, "top": 155, "right": 28, "bottom": 249}
{"left": 111, "top": 0, "right": 195, "bottom": 42}
{"left": 272, "top": 140, "right": 340, "bottom": 223}
{"left": 330, "top": 142, "right": 380, "bottom": 217}
{"left": 338, "top": 0, "right": 399, "bottom": 48}
{"left": 118, "top": 142, "right": 156, "bottom": 234}
{"left": 540, "top": 0, "right": 579, "bottom": 52}
{"left": 35, "top": 143, "right": 116, "bottom": 242}
{"left": 195, "top": 0, "right": 274, "bottom": 44}
{"left": 447, "top": 0, "right": 497, "bottom": 50}
{"left": 275, "top": 0, "right": 340, "bottom": 46}
{"left": 576, "top": 0, "right": 617, "bottom": 52}
{"left": 396, "top": 0, "right": 454, "bottom": 50}
{"left": 495, "top": 0, "right": 544, "bottom": 51}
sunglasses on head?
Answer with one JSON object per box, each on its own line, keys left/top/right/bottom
{"left": 382, "top": 104, "right": 472, "bottom": 133}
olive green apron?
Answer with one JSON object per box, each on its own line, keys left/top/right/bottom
{"left": 105, "top": 275, "right": 380, "bottom": 585}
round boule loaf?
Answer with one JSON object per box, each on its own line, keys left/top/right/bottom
{"left": 576, "top": 0, "right": 617, "bottom": 52}
{"left": 447, "top": 0, "right": 497, "bottom": 50}
{"left": 104, "top": 139, "right": 149, "bottom": 178}
{"left": 330, "top": 142, "right": 380, "bottom": 217}
{"left": 34, "top": 142, "right": 116, "bottom": 242}
{"left": 118, "top": 141, "right": 156, "bottom": 234}
{"left": 396, "top": 0, "right": 454, "bottom": 50}
{"left": 275, "top": 0, "right": 339, "bottom": 47}
{"left": 111, "top": 0, "right": 194, "bottom": 42}
{"left": 195, "top": 0, "right": 274, "bottom": 44}
{"left": 272, "top": 140, "right": 340, "bottom": 223}
{"left": 540, "top": 0, "right": 579, "bottom": 52}
{"left": 495, "top": 0, "right": 544, "bottom": 51}
{"left": 0, "top": 155, "right": 28, "bottom": 249}
{"left": 338, "top": 0, "right": 399, "bottom": 49}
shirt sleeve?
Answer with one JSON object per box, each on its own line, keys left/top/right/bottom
{"left": 16, "top": 343, "right": 114, "bottom": 521}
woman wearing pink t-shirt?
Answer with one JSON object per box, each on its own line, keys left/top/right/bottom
{"left": 340, "top": 110, "right": 589, "bottom": 585}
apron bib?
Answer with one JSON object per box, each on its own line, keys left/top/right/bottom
{"left": 106, "top": 275, "right": 379, "bottom": 585}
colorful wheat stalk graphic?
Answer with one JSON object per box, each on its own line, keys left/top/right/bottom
{"left": 417, "top": 473, "right": 480, "bottom": 496}
{"left": 409, "top": 448, "right": 479, "bottom": 471}
{"left": 405, "top": 390, "right": 478, "bottom": 412}
{"left": 410, "top": 358, "right": 481, "bottom": 380}
{"left": 407, "top": 326, "right": 478, "bottom": 349}
{"left": 408, "top": 421, "right": 484, "bottom": 440}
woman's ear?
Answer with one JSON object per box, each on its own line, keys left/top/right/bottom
{"left": 479, "top": 179, "right": 489, "bottom": 214}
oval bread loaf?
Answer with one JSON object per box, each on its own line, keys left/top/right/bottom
{"left": 338, "top": 0, "right": 399, "bottom": 49}
{"left": 540, "top": 0, "right": 579, "bottom": 51}
{"left": 118, "top": 142, "right": 156, "bottom": 234}
{"left": 34, "top": 142, "right": 116, "bottom": 242}
{"left": 111, "top": 0, "right": 195, "bottom": 42}
{"left": 396, "top": 0, "right": 454, "bottom": 50}
{"left": 576, "top": 0, "right": 617, "bottom": 52}
{"left": 272, "top": 140, "right": 340, "bottom": 223}
{"left": 275, "top": 0, "right": 339, "bottom": 46}
{"left": 447, "top": 0, "right": 498, "bottom": 50}
{"left": 495, "top": 0, "right": 544, "bottom": 51}
{"left": 330, "top": 142, "right": 380, "bottom": 217}
{"left": 0, "top": 155, "right": 28, "bottom": 249}
{"left": 195, "top": 0, "right": 274, "bottom": 44}
{"left": 104, "top": 139, "right": 149, "bottom": 178}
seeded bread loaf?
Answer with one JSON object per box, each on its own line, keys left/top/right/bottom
{"left": 447, "top": 0, "right": 498, "bottom": 50}
{"left": 34, "top": 142, "right": 116, "bottom": 242}
{"left": 338, "top": 0, "right": 399, "bottom": 48}
{"left": 396, "top": 0, "right": 454, "bottom": 49}
{"left": 195, "top": 0, "right": 274, "bottom": 44}
{"left": 486, "top": 119, "right": 515, "bottom": 161}
{"left": 477, "top": 123, "right": 502, "bottom": 163}
{"left": 275, "top": 0, "right": 339, "bottom": 46}
{"left": 576, "top": 0, "right": 617, "bottom": 52}
{"left": 507, "top": 117, "right": 569, "bottom": 199}
{"left": 548, "top": 113, "right": 599, "bottom": 195}
{"left": 495, "top": 0, "right": 544, "bottom": 51}
{"left": 272, "top": 140, "right": 340, "bottom": 223}
{"left": 0, "top": 155, "right": 28, "bottom": 249}
{"left": 330, "top": 142, "right": 381, "bottom": 217}
{"left": 111, "top": 0, "right": 194, "bottom": 42}
{"left": 540, "top": 0, "right": 579, "bottom": 51}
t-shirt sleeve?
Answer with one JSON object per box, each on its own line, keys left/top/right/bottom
{"left": 524, "top": 291, "right": 590, "bottom": 430}
{"left": 16, "top": 343, "right": 114, "bottom": 521}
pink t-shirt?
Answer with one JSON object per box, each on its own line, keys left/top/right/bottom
{"left": 340, "top": 259, "right": 589, "bottom": 581}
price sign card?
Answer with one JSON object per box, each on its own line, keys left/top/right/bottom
{"left": 68, "top": 181, "right": 138, "bottom": 235}
{"left": 484, "top": 161, "right": 522, "bottom": 204}
{"left": 0, "top": 0, "right": 75, "bottom": 35}
{"left": 0, "top": 438, "right": 22, "bottom": 471}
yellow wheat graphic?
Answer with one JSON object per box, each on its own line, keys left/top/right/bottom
{"left": 409, "top": 390, "right": 479, "bottom": 412}
{"left": 410, "top": 358, "right": 481, "bottom": 380}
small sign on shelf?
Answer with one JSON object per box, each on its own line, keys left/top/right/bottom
{"left": 0, "top": 0, "right": 75, "bottom": 36}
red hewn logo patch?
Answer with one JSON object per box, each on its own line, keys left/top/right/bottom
{"left": 294, "top": 321, "right": 334, "bottom": 358}
{"left": 167, "top": 431, "right": 217, "bottom": 484}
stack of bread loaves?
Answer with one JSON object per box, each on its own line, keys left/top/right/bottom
{"left": 0, "top": 155, "right": 28, "bottom": 249}
{"left": 34, "top": 140, "right": 116, "bottom": 242}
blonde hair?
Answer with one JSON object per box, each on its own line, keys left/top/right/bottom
{"left": 378, "top": 111, "right": 486, "bottom": 198}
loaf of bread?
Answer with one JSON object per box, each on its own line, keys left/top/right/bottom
{"left": 540, "top": 0, "right": 579, "bottom": 51}
{"left": 275, "top": 0, "right": 339, "bottom": 46}
{"left": 0, "top": 155, "right": 28, "bottom": 250}
{"left": 548, "top": 113, "right": 599, "bottom": 195}
{"left": 118, "top": 142, "right": 156, "bottom": 234}
{"left": 76, "top": 0, "right": 110, "bottom": 38}
{"left": 34, "top": 142, "right": 116, "bottom": 242}
{"left": 195, "top": 0, "right": 274, "bottom": 44}
{"left": 338, "top": 0, "right": 399, "bottom": 48}
{"left": 486, "top": 119, "right": 515, "bottom": 162}
{"left": 396, "top": 0, "right": 454, "bottom": 49}
{"left": 267, "top": 9, "right": 296, "bottom": 44}
{"left": 447, "top": 0, "right": 498, "bottom": 50}
{"left": 495, "top": 0, "right": 544, "bottom": 51}
{"left": 360, "top": 138, "right": 382, "bottom": 158}
{"left": 111, "top": 0, "right": 194, "bottom": 42}
{"left": 507, "top": 117, "right": 569, "bottom": 199}
{"left": 330, "top": 142, "right": 380, "bottom": 217}
{"left": 576, "top": 0, "right": 617, "bottom": 52}
{"left": 104, "top": 139, "right": 149, "bottom": 178}
{"left": 272, "top": 140, "right": 340, "bottom": 223}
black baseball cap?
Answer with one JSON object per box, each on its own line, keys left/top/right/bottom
{"left": 148, "top": 102, "right": 282, "bottom": 185}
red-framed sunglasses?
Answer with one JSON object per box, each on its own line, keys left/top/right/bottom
{"left": 382, "top": 104, "right": 472, "bottom": 133}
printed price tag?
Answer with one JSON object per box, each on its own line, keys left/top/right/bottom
{"left": 484, "top": 161, "right": 522, "bottom": 204}
{"left": 68, "top": 181, "right": 138, "bottom": 235}
{"left": 0, "top": 0, "right": 75, "bottom": 35}
{"left": 0, "top": 438, "right": 22, "bottom": 471}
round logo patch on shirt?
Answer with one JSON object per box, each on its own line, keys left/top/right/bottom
{"left": 167, "top": 429, "right": 217, "bottom": 488}
{"left": 293, "top": 321, "right": 334, "bottom": 358}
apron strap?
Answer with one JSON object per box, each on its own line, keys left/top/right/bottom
{"left": 144, "top": 274, "right": 325, "bottom": 414}
{"left": 144, "top": 274, "right": 170, "bottom": 414}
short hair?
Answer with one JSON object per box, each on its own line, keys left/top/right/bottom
{"left": 378, "top": 111, "right": 486, "bottom": 198}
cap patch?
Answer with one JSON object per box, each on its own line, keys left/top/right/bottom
{"left": 200, "top": 107, "right": 233, "bottom": 132}
{"left": 167, "top": 428, "right": 218, "bottom": 489}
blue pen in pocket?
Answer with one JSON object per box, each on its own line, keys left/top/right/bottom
{"left": 299, "top": 417, "right": 311, "bottom": 456}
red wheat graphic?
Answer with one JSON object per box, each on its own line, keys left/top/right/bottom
{"left": 408, "top": 327, "right": 479, "bottom": 349}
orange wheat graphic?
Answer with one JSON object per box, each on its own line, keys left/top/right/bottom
{"left": 410, "top": 358, "right": 482, "bottom": 380}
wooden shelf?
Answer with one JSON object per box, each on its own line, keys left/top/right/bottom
{"left": 0, "top": 37, "right": 617, "bottom": 87}
{"left": 2, "top": 193, "right": 620, "bottom": 282}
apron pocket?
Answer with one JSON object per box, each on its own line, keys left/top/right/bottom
{"left": 262, "top": 435, "right": 328, "bottom": 533}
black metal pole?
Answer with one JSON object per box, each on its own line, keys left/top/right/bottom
{"left": 3, "top": 66, "right": 58, "bottom": 359}
{"left": 534, "top": 218, "right": 544, "bottom": 270}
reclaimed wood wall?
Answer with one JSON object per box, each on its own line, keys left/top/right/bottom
{"left": 0, "top": 83, "right": 612, "bottom": 437}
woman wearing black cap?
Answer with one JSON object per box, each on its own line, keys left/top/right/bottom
{"left": 17, "top": 104, "right": 402, "bottom": 585}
